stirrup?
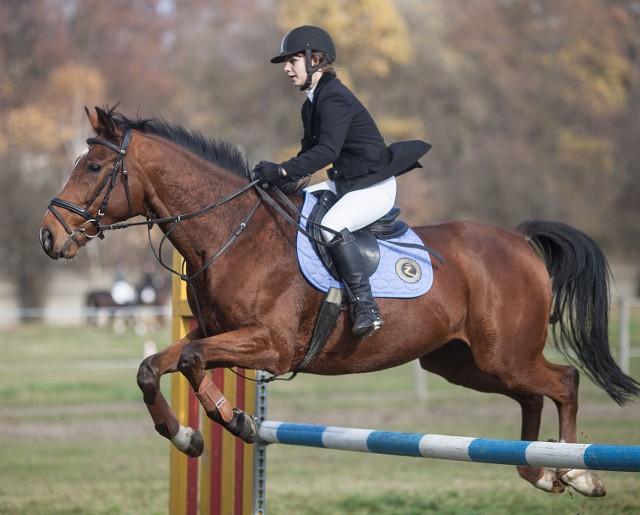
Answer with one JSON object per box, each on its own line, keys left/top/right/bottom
{"left": 361, "top": 318, "right": 384, "bottom": 339}
{"left": 352, "top": 313, "right": 384, "bottom": 339}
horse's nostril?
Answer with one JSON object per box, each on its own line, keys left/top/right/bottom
{"left": 40, "top": 229, "right": 54, "bottom": 252}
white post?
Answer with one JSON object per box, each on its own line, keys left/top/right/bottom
{"left": 413, "top": 360, "right": 428, "bottom": 401}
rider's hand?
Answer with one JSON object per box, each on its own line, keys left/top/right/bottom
{"left": 251, "top": 161, "right": 286, "bottom": 185}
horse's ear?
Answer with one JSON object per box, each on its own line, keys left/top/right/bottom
{"left": 85, "top": 106, "right": 100, "bottom": 133}
{"left": 94, "top": 106, "right": 117, "bottom": 138}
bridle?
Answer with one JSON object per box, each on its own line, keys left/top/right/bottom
{"left": 47, "top": 128, "right": 133, "bottom": 241}
{"left": 46, "top": 125, "right": 267, "bottom": 283}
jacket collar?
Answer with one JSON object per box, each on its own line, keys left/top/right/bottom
{"left": 310, "top": 72, "right": 336, "bottom": 103}
{"left": 302, "top": 73, "right": 336, "bottom": 130}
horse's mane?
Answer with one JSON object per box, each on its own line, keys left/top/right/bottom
{"left": 104, "top": 105, "right": 251, "bottom": 180}
{"left": 100, "top": 105, "right": 308, "bottom": 193}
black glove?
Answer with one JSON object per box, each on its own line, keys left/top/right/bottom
{"left": 251, "top": 161, "right": 285, "bottom": 185}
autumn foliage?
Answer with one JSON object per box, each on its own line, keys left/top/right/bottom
{"left": 1, "top": 0, "right": 639, "bottom": 308}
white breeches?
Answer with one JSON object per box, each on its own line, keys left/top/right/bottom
{"left": 305, "top": 177, "right": 397, "bottom": 241}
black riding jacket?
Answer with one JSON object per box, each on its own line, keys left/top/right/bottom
{"left": 281, "top": 73, "right": 431, "bottom": 196}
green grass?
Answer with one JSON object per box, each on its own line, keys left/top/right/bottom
{"left": 1, "top": 434, "right": 167, "bottom": 514}
{"left": 0, "top": 324, "right": 171, "bottom": 514}
{"left": 264, "top": 371, "right": 640, "bottom": 515}
{"left": 0, "top": 321, "right": 639, "bottom": 514}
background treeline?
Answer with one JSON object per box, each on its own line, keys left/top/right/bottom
{"left": 1, "top": 0, "right": 638, "bottom": 308}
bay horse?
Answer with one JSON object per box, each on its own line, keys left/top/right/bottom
{"left": 40, "top": 106, "right": 639, "bottom": 497}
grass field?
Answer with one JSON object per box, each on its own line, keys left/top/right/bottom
{"left": 1, "top": 319, "right": 639, "bottom": 514}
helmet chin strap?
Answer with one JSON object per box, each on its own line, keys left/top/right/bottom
{"left": 300, "top": 48, "right": 328, "bottom": 91}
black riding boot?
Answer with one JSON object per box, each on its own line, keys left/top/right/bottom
{"left": 329, "top": 229, "right": 383, "bottom": 338}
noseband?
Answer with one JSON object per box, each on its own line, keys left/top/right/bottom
{"left": 48, "top": 128, "right": 133, "bottom": 240}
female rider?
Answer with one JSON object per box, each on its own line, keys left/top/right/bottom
{"left": 252, "top": 25, "right": 430, "bottom": 339}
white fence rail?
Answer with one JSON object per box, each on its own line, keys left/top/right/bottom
{"left": 618, "top": 296, "right": 640, "bottom": 375}
{"left": 0, "top": 305, "right": 170, "bottom": 326}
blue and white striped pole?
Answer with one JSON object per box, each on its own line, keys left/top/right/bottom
{"left": 258, "top": 421, "right": 640, "bottom": 472}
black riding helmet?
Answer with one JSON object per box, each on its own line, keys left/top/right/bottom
{"left": 271, "top": 25, "right": 336, "bottom": 90}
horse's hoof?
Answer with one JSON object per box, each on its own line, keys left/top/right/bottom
{"left": 171, "top": 426, "right": 204, "bottom": 458}
{"left": 202, "top": 407, "right": 257, "bottom": 444}
{"left": 185, "top": 429, "right": 205, "bottom": 457}
{"left": 518, "top": 466, "right": 564, "bottom": 494}
{"left": 557, "top": 469, "right": 606, "bottom": 497}
{"left": 234, "top": 410, "right": 258, "bottom": 444}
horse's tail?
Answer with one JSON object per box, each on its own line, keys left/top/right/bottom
{"left": 517, "top": 220, "right": 640, "bottom": 405}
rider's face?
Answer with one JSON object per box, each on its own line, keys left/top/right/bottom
{"left": 283, "top": 53, "right": 321, "bottom": 89}
{"left": 283, "top": 54, "right": 308, "bottom": 88}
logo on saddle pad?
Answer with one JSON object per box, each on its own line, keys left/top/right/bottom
{"left": 395, "top": 258, "right": 422, "bottom": 284}
{"left": 296, "top": 192, "right": 433, "bottom": 298}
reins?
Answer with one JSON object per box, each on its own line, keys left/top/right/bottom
{"left": 253, "top": 184, "right": 342, "bottom": 244}
{"left": 101, "top": 179, "right": 259, "bottom": 235}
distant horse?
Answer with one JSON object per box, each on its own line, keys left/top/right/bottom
{"left": 84, "top": 280, "right": 170, "bottom": 329}
{"left": 40, "top": 106, "right": 639, "bottom": 497}
{"left": 84, "top": 289, "right": 121, "bottom": 327}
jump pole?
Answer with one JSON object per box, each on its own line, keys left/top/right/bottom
{"left": 169, "top": 251, "right": 640, "bottom": 514}
{"left": 257, "top": 422, "right": 640, "bottom": 472}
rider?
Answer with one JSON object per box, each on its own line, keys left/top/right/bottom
{"left": 252, "top": 25, "right": 430, "bottom": 339}
{"left": 111, "top": 261, "right": 137, "bottom": 306}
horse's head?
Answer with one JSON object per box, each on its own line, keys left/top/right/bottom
{"left": 40, "top": 106, "right": 142, "bottom": 259}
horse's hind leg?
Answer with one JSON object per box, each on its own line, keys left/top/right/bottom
{"left": 500, "top": 357, "right": 605, "bottom": 496}
{"left": 533, "top": 360, "right": 606, "bottom": 497}
{"left": 459, "top": 338, "right": 605, "bottom": 498}
{"left": 136, "top": 330, "right": 205, "bottom": 457}
{"left": 420, "top": 341, "right": 562, "bottom": 494}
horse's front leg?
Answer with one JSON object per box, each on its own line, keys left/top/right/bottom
{"left": 177, "top": 326, "right": 288, "bottom": 444}
{"left": 137, "top": 329, "right": 205, "bottom": 457}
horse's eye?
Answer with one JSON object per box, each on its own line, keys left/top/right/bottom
{"left": 87, "top": 162, "right": 102, "bottom": 173}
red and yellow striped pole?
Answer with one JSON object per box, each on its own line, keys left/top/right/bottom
{"left": 169, "top": 251, "right": 266, "bottom": 514}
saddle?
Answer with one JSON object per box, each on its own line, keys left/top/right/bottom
{"left": 307, "top": 189, "right": 409, "bottom": 280}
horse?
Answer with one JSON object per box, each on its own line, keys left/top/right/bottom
{"left": 84, "top": 289, "right": 122, "bottom": 327}
{"left": 39, "top": 106, "right": 639, "bottom": 497}
{"left": 84, "top": 279, "right": 170, "bottom": 330}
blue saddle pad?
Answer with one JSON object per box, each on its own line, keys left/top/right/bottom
{"left": 296, "top": 192, "right": 433, "bottom": 298}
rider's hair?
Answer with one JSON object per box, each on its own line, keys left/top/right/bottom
{"left": 311, "top": 52, "right": 337, "bottom": 75}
